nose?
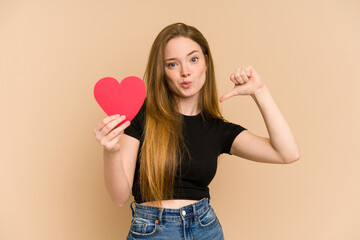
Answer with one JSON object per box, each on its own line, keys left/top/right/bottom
{"left": 180, "top": 64, "right": 191, "bottom": 78}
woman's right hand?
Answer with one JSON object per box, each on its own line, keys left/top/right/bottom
{"left": 93, "top": 115, "right": 131, "bottom": 153}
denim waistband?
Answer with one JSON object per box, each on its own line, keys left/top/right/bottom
{"left": 130, "top": 198, "right": 211, "bottom": 222}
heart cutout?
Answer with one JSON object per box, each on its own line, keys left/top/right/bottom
{"left": 94, "top": 76, "right": 146, "bottom": 124}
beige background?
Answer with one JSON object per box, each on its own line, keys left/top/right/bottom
{"left": 1, "top": 0, "right": 359, "bottom": 239}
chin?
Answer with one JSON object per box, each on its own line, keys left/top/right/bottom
{"left": 180, "top": 92, "right": 199, "bottom": 99}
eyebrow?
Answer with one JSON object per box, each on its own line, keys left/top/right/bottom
{"left": 164, "top": 50, "right": 199, "bottom": 62}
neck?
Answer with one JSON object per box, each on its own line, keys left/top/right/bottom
{"left": 177, "top": 95, "right": 200, "bottom": 116}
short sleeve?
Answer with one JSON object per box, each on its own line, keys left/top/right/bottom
{"left": 124, "top": 103, "right": 145, "bottom": 141}
{"left": 221, "top": 121, "right": 246, "bottom": 154}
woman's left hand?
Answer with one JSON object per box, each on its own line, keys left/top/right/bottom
{"left": 220, "top": 66, "right": 264, "bottom": 102}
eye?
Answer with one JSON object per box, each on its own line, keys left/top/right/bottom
{"left": 167, "top": 62, "right": 177, "bottom": 68}
{"left": 191, "top": 57, "right": 198, "bottom": 62}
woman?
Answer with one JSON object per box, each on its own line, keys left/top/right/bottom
{"left": 93, "top": 23, "right": 299, "bottom": 239}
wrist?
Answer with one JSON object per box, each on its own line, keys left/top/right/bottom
{"left": 103, "top": 147, "right": 121, "bottom": 156}
{"left": 251, "top": 84, "right": 268, "bottom": 100}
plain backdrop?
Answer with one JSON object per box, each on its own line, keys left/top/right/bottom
{"left": 1, "top": 0, "right": 359, "bottom": 239}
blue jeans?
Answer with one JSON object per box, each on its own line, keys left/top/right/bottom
{"left": 126, "top": 198, "right": 224, "bottom": 239}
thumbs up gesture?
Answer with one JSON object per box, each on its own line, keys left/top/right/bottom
{"left": 220, "top": 66, "right": 264, "bottom": 102}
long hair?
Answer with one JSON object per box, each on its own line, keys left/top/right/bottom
{"left": 140, "top": 23, "right": 223, "bottom": 206}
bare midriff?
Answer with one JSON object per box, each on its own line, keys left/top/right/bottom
{"left": 140, "top": 199, "right": 199, "bottom": 209}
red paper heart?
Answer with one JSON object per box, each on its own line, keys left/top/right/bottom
{"left": 94, "top": 76, "right": 146, "bottom": 124}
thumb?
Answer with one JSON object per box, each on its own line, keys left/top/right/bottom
{"left": 220, "top": 90, "right": 236, "bottom": 102}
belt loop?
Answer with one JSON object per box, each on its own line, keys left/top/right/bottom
{"left": 130, "top": 201, "right": 135, "bottom": 217}
{"left": 192, "top": 203, "right": 197, "bottom": 216}
{"left": 158, "top": 208, "right": 163, "bottom": 224}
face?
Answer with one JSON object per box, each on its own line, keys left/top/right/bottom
{"left": 164, "top": 37, "right": 207, "bottom": 101}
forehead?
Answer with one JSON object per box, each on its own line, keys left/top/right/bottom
{"left": 164, "top": 37, "right": 203, "bottom": 58}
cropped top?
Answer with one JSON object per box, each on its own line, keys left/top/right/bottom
{"left": 124, "top": 103, "right": 246, "bottom": 203}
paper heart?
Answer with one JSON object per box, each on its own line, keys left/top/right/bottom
{"left": 94, "top": 76, "right": 146, "bottom": 124}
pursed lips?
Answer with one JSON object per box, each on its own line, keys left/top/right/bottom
{"left": 181, "top": 81, "right": 192, "bottom": 87}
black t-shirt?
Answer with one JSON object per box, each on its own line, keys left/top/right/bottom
{"left": 124, "top": 103, "right": 246, "bottom": 203}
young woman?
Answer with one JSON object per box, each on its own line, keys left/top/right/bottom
{"left": 93, "top": 23, "right": 299, "bottom": 239}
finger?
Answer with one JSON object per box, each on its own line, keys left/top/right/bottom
{"left": 220, "top": 89, "right": 236, "bottom": 102}
{"left": 94, "top": 116, "right": 122, "bottom": 144}
{"left": 236, "top": 67, "right": 243, "bottom": 74}
{"left": 101, "top": 115, "right": 126, "bottom": 134}
{"left": 93, "top": 114, "right": 120, "bottom": 134}
{"left": 235, "top": 71, "right": 244, "bottom": 84}
{"left": 240, "top": 69, "right": 249, "bottom": 82}
{"left": 99, "top": 119, "right": 130, "bottom": 145}
{"left": 105, "top": 120, "right": 131, "bottom": 142}
{"left": 245, "top": 66, "right": 252, "bottom": 77}
{"left": 230, "top": 73, "right": 240, "bottom": 85}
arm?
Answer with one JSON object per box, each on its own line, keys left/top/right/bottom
{"left": 103, "top": 134, "right": 139, "bottom": 206}
{"left": 220, "top": 66, "right": 300, "bottom": 164}
{"left": 94, "top": 115, "right": 139, "bottom": 207}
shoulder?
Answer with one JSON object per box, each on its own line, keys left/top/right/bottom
{"left": 124, "top": 102, "right": 146, "bottom": 140}
{"left": 198, "top": 116, "right": 246, "bottom": 154}
{"left": 138, "top": 102, "right": 146, "bottom": 117}
{"left": 133, "top": 102, "right": 146, "bottom": 123}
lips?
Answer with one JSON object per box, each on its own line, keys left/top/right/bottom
{"left": 181, "top": 81, "right": 192, "bottom": 88}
